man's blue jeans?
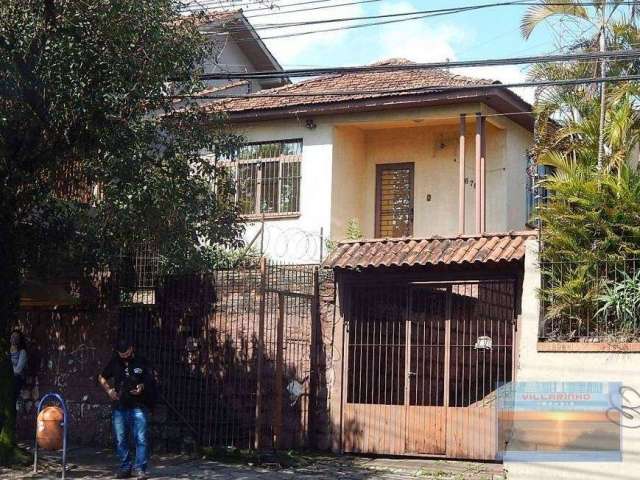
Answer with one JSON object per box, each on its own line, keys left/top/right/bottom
{"left": 112, "top": 407, "right": 149, "bottom": 473}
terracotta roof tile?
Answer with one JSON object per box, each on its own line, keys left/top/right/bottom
{"left": 323, "top": 231, "right": 537, "bottom": 270}
{"left": 207, "top": 58, "right": 499, "bottom": 114}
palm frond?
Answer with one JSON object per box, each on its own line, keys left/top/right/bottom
{"left": 521, "top": 0, "right": 590, "bottom": 39}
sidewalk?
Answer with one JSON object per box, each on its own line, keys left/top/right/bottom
{"left": 0, "top": 447, "right": 505, "bottom": 480}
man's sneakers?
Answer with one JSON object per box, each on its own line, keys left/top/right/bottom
{"left": 133, "top": 470, "right": 148, "bottom": 480}
{"left": 115, "top": 469, "right": 131, "bottom": 479}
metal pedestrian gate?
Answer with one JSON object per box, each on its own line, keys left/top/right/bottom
{"left": 342, "top": 280, "right": 516, "bottom": 460}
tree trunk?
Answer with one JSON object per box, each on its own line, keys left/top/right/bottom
{"left": 0, "top": 213, "right": 20, "bottom": 464}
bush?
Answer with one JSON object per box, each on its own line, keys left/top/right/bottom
{"left": 538, "top": 159, "right": 640, "bottom": 340}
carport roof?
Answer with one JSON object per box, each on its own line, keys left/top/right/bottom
{"left": 323, "top": 231, "right": 537, "bottom": 270}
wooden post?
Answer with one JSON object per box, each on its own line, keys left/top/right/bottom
{"left": 458, "top": 113, "right": 466, "bottom": 235}
{"left": 475, "top": 112, "right": 482, "bottom": 234}
{"left": 480, "top": 115, "right": 487, "bottom": 233}
{"left": 274, "top": 292, "right": 285, "bottom": 449}
{"left": 254, "top": 256, "right": 267, "bottom": 450}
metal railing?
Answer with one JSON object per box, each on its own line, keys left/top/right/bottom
{"left": 539, "top": 258, "right": 640, "bottom": 342}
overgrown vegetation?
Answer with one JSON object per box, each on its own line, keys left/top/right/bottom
{"left": 522, "top": 1, "right": 640, "bottom": 340}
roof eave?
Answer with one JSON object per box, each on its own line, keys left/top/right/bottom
{"left": 224, "top": 87, "right": 534, "bottom": 131}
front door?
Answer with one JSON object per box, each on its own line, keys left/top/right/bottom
{"left": 375, "top": 163, "right": 414, "bottom": 238}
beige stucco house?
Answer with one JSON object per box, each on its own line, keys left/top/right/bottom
{"left": 210, "top": 58, "right": 535, "bottom": 261}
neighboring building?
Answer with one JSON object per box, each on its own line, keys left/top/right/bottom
{"left": 196, "top": 10, "right": 288, "bottom": 96}
{"left": 210, "top": 58, "right": 534, "bottom": 262}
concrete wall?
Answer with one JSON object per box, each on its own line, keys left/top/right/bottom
{"left": 234, "top": 105, "right": 533, "bottom": 262}
{"left": 506, "top": 240, "right": 640, "bottom": 480}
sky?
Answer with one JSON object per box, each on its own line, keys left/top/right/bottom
{"left": 192, "top": 0, "right": 589, "bottom": 103}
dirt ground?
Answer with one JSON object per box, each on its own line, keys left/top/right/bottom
{"left": 0, "top": 446, "right": 505, "bottom": 480}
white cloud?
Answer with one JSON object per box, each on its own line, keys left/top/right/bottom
{"left": 373, "top": 1, "right": 468, "bottom": 63}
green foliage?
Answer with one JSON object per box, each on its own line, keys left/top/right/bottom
{"left": 0, "top": 0, "right": 245, "bottom": 456}
{"left": 523, "top": 2, "right": 640, "bottom": 170}
{"left": 160, "top": 244, "right": 261, "bottom": 273}
{"left": 345, "top": 218, "right": 364, "bottom": 241}
{"left": 538, "top": 162, "right": 640, "bottom": 339}
{"left": 597, "top": 270, "right": 640, "bottom": 333}
{"left": 524, "top": 2, "right": 640, "bottom": 339}
{"left": 0, "top": 0, "right": 244, "bottom": 281}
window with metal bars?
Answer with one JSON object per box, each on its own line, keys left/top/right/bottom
{"left": 230, "top": 139, "right": 302, "bottom": 218}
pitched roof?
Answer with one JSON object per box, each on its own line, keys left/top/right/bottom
{"left": 209, "top": 58, "right": 516, "bottom": 114}
{"left": 181, "top": 10, "right": 288, "bottom": 87}
{"left": 323, "top": 231, "right": 537, "bottom": 270}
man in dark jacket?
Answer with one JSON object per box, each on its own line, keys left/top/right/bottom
{"left": 98, "top": 339, "right": 156, "bottom": 479}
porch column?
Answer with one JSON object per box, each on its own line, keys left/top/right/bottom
{"left": 458, "top": 114, "right": 466, "bottom": 235}
{"left": 480, "top": 114, "right": 487, "bottom": 233}
{"left": 475, "top": 112, "right": 486, "bottom": 234}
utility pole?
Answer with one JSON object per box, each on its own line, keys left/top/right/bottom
{"left": 597, "top": 1, "right": 607, "bottom": 171}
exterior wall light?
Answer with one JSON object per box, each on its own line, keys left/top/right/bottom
{"left": 474, "top": 335, "right": 493, "bottom": 350}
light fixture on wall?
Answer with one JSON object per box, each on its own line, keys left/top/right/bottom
{"left": 305, "top": 118, "right": 317, "bottom": 130}
{"left": 474, "top": 335, "right": 493, "bottom": 350}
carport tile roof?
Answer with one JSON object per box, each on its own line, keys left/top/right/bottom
{"left": 323, "top": 231, "right": 537, "bottom": 270}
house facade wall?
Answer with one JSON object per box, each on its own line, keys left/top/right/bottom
{"left": 506, "top": 240, "right": 640, "bottom": 480}
{"left": 235, "top": 104, "right": 533, "bottom": 262}
{"left": 240, "top": 118, "right": 334, "bottom": 263}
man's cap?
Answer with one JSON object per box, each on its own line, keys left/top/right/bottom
{"left": 115, "top": 338, "right": 134, "bottom": 353}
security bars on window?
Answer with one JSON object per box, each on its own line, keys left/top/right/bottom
{"left": 232, "top": 140, "right": 302, "bottom": 218}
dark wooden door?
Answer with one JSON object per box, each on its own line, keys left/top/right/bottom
{"left": 375, "top": 163, "right": 414, "bottom": 238}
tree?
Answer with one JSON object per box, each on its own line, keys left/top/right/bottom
{"left": 523, "top": 2, "right": 640, "bottom": 340}
{"left": 0, "top": 0, "right": 243, "bottom": 461}
{"left": 522, "top": 0, "right": 640, "bottom": 171}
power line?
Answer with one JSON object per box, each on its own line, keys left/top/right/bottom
{"left": 238, "top": 1, "right": 531, "bottom": 31}
{"left": 183, "top": 0, "right": 347, "bottom": 13}
{"left": 247, "top": 0, "right": 384, "bottom": 18}
{"left": 181, "top": 0, "right": 277, "bottom": 11}
{"left": 204, "top": 1, "right": 638, "bottom": 42}
{"left": 191, "top": 1, "right": 637, "bottom": 32}
{"left": 186, "top": 49, "right": 640, "bottom": 80}
{"left": 168, "top": 73, "right": 640, "bottom": 100}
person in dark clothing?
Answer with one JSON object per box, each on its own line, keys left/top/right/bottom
{"left": 98, "top": 339, "right": 156, "bottom": 479}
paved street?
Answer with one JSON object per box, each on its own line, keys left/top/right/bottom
{"left": 0, "top": 448, "right": 505, "bottom": 480}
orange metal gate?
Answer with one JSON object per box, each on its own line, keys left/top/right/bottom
{"left": 342, "top": 280, "right": 515, "bottom": 460}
